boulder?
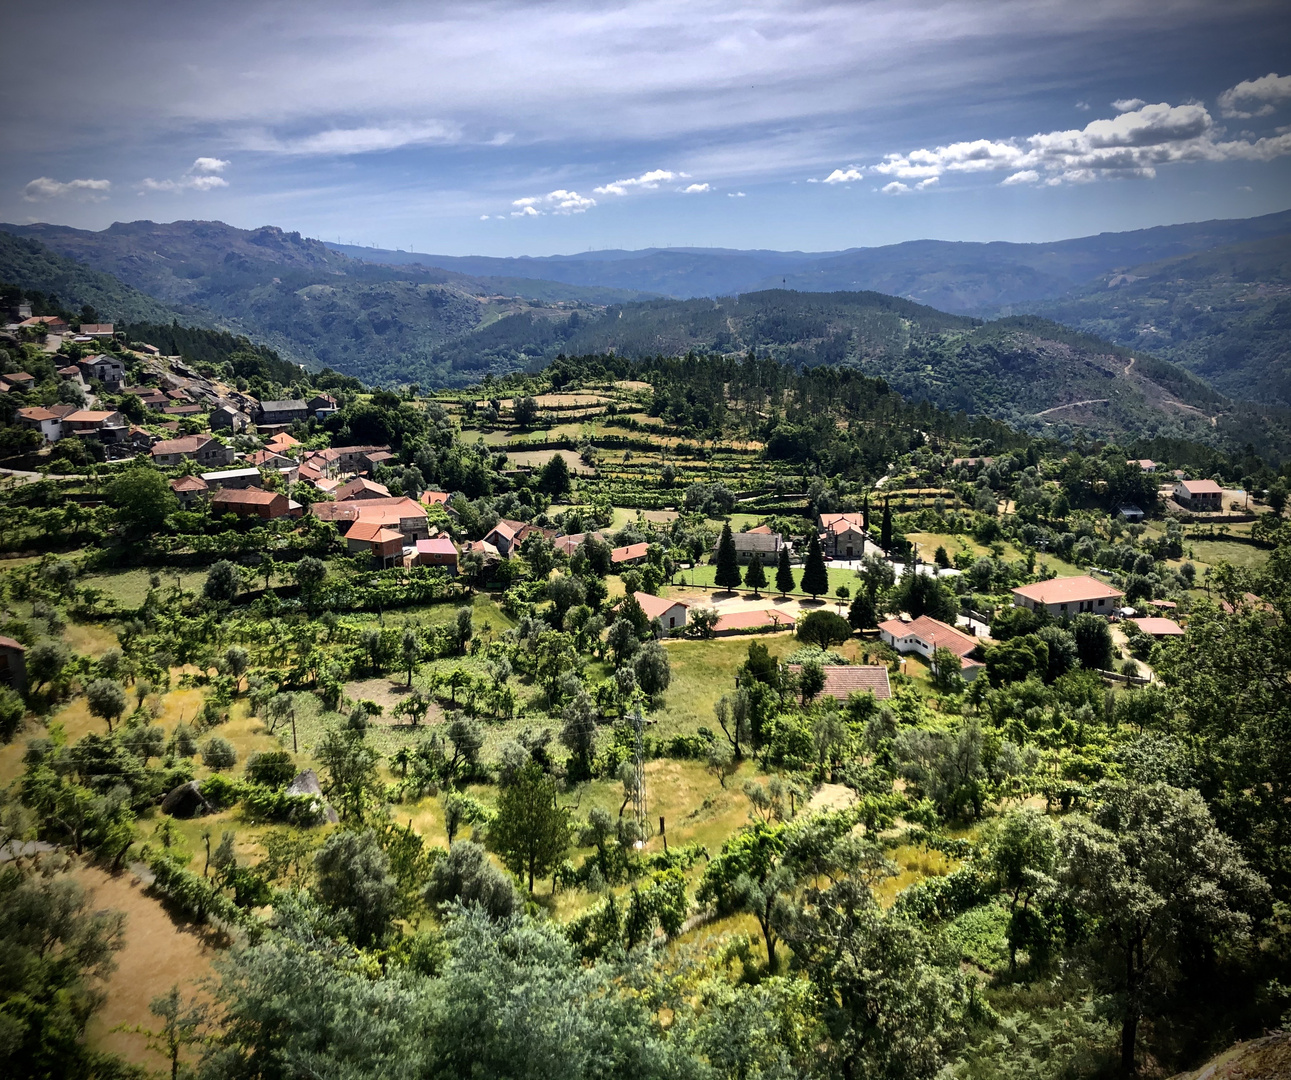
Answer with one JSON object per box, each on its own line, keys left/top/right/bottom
{"left": 160, "top": 780, "right": 211, "bottom": 818}
{"left": 286, "top": 769, "right": 338, "bottom": 823}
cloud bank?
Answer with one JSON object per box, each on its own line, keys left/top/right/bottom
{"left": 23, "top": 177, "right": 111, "bottom": 201}
{"left": 825, "top": 94, "right": 1291, "bottom": 192}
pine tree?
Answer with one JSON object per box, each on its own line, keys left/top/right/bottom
{"left": 775, "top": 545, "right": 795, "bottom": 596}
{"left": 744, "top": 556, "right": 767, "bottom": 597}
{"left": 714, "top": 522, "right": 742, "bottom": 592}
{"left": 800, "top": 534, "right": 829, "bottom": 599}
{"left": 880, "top": 499, "right": 892, "bottom": 552}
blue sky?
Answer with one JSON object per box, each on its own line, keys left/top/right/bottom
{"left": 3, "top": 0, "right": 1290, "bottom": 256}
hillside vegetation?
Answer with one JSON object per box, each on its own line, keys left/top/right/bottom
{"left": 1027, "top": 235, "right": 1291, "bottom": 406}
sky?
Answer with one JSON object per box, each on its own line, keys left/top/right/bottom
{"left": 2, "top": 0, "right": 1290, "bottom": 256}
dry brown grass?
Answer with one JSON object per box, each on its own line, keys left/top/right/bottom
{"left": 75, "top": 863, "right": 221, "bottom": 1072}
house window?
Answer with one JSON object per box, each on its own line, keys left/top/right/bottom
{"left": 669, "top": 616, "right": 676, "bottom": 628}
{"left": 1097, "top": 598, "right": 1105, "bottom": 606}
{"left": 1060, "top": 603, "right": 1068, "bottom": 613}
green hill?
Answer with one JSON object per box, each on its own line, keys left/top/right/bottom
{"left": 1027, "top": 234, "right": 1291, "bottom": 406}
{"left": 0, "top": 231, "right": 188, "bottom": 326}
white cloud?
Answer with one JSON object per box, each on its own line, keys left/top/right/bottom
{"left": 1218, "top": 72, "right": 1291, "bottom": 118}
{"left": 1112, "top": 98, "right": 1145, "bottom": 112}
{"left": 727, "top": 191, "right": 746, "bottom": 197}
{"left": 191, "top": 157, "right": 230, "bottom": 173}
{"left": 140, "top": 174, "right": 228, "bottom": 193}
{"left": 837, "top": 98, "right": 1291, "bottom": 193}
{"left": 23, "top": 176, "right": 111, "bottom": 201}
{"left": 682, "top": 182, "right": 710, "bottom": 193}
{"left": 594, "top": 169, "right": 680, "bottom": 195}
{"left": 1075, "top": 101, "right": 1091, "bottom": 111}
{"left": 509, "top": 188, "right": 596, "bottom": 216}
{"left": 250, "top": 122, "right": 462, "bottom": 155}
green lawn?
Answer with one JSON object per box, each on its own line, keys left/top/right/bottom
{"left": 654, "top": 634, "right": 797, "bottom": 737}
{"left": 677, "top": 562, "right": 860, "bottom": 600}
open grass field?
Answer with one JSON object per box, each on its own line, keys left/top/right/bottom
{"left": 677, "top": 561, "right": 861, "bottom": 600}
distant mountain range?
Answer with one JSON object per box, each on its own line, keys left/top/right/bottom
{"left": 3, "top": 213, "right": 1290, "bottom": 457}
{"left": 330, "top": 209, "right": 1291, "bottom": 312}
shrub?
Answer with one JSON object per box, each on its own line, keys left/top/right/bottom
{"left": 202, "top": 736, "right": 237, "bottom": 771}
{"left": 246, "top": 749, "right": 297, "bottom": 788}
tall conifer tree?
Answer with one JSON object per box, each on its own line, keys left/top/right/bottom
{"left": 714, "top": 522, "right": 742, "bottom": 592}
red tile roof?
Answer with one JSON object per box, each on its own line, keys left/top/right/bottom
{"left": 633, "top": 591, "right": 688, "bottom": 620}
{"left": 336, "top": 477, "right": 390, "bottom": 501}
{"left": 212, "top": 488, "right": 282, "bottom": 507}
{"left": 1131, "top": 617, "right": 1185, "bottom": 636}
{"left": 1012, "top": 576, "right": 1124, "bottom": 606}
{"left": 713, "top": 608, "right": 795, "bottom": 632}
{"left": 415, "top": 537, "right": 458, "bottom": 556}
{"left": 1177, "top": 478, "right": 1223, "bottom": 495}
{"left": 878, "top": 615, "right": 981, "bottom": 658}
{"left": 612, "top": 541, "right": 650, "bottom": 563}
{"left": 786, "top": 664, "right": 892, "bottom": 701}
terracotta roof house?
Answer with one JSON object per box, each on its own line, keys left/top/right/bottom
{"left": 1174, "top": 478, "right": 1223, "bottom": 511}
{"left": 483, "top": 518, "right": 527, "bottom": 556}
{"left": 79, "top": 323, "right": 115, "bottom": 337}
{"left": 346, "top": 521, "right": 405, "bottom": 566}
{"left": 878, "top": 615, "right": 986, "bottom": 680}
{"left": 151, "top": 435, "right": 235, "bottom": 468}
{"left": 0, "top": 635, "right": 27, "bottom": 692}
{"left": 169, "top": 475, "right": 210, "bottom": 506}
{"left": 1131, "top": 617, "right": 1185, "bottom": 638}
{"left": 1128, "top": 459, "right": 1157, "bottom": 472}
{"left": 62, "top": 409, "right": 127, "bottom": 442}
{"left": 335, "top": 477, "right": 391, "bottom": 501}
{"left": 18, "top": 316, "right": 68, "bottom": 333}
{"left": 612, "top": 541, "right": 651, "bottom": 566}
{"left": 786, "top": 663, "right": 892, "bottom": 702}
{"left": 308, "top": 502, "right": 362, "bottom": 530}
{"left": 6, "top": 371, "right": 36, "bottom": 388}
{"left": 1148, "top": 599, "right": 1178, "bottom": 610}
{"left": 819, "top": 513, "right": 877, "bottom": 559}
{"left": 163, "top": 404, "right": 204, "bottom": 417}
{"left": 362, "top": 449, "right": 396, "bottom": 470}
{"left": 17, "top": 406, "right": 63, "bottom": 442}
{"left": 245, "top": 449, "right": 295, "bottom": 470}
{"left": 265, "top": 432, "right": 301, "bottom": 453}
{"left": 414, "top": 536, "right": 459, "bottom": 571}
{"left": 211, "top": 487, "right": 299, "bottom": 520}
{"left": 309, "top": 444, "right": 389, "bottom": 477}
{"left": 712, "top": 608, "right": 796, "bottom": 634}
{"left": 350, "top": 496, "right": 431, "bottom": 541}
{"left": 554, "top": 531, "right": 606, "bottom": 556}
{"left": 420, "top": 490, "right": 451, "bottom": 507}
{"left": 632, "top": 591, "right": 690, "bottom": 631}
{"left": 1012, "top": 575, "right": 1124, "bottom": 618}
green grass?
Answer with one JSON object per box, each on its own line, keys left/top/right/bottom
{"left": 653, "top": 635, "right": 797, "bottom": 737}
{"left": 1184, "top": 539, "right": 1271, "bottom": 573}
{"left": 79, "top": 567, "right": 163, "bottom": 608}
{"left": 676, "top": 562, "right": 860, "bottom": 600}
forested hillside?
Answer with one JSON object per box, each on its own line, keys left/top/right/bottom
{"left": 0, "top": 231, "right": 188, "bottom": 326}
{"left": 1027, "top": 235, "right": 1291, "bottom": 405}
{"left": 334, "top": 208, "right": 1291, "bottom": 308}
{"left": 6, "top": 219, "right": 1291, "bottom": 460}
